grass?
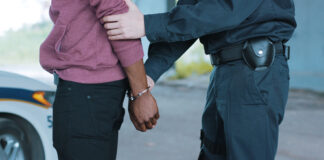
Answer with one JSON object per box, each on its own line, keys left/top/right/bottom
{"left": 0, "top": 22, "right": 53, "bottom": 65}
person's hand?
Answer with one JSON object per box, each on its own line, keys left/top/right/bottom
{"left": 102, "top": 0, "right": 145, "bottom": 40}
{"left": 147, "top": 75, "right": 155, "bottom": 91}
{"left": 128, "top": 92, "right": 159, "bottom": 132}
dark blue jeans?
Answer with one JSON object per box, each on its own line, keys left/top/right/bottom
{"left": 199, "top": 55, "right": 290, "bottom": 160}
{"left": 52, "top": 78, "right": 128, "bottom": 160}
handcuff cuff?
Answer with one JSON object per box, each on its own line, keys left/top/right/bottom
{"left": 127, "top": 86, "right": 151, "bottom": 101}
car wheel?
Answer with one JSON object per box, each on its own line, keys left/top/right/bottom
{"left": 0, "top": 117, "right": 45, "bottom": 160}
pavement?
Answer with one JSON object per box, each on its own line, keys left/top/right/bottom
{"left": 1, "top": 65, "right": 324, "bottom": 160}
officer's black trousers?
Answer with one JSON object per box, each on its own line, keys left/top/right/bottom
{"left": 199, "top": 55, "right": 290, "bottom": 160}
{"left": 52, "top": 78, "right": 128, "bottom": 160}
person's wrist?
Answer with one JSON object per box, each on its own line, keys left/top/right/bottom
{"left": 128, "top": 91, "right": 152, "bottom": 106}
{"left": 130, "top": 84, "right": 148, "bottom": 95}
{"left": 128, "top": 86, "right": 151, "bottom": 101}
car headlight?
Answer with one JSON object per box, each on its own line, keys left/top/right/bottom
{"left": 32, "top": 91, "right": 55, "bottom": 107}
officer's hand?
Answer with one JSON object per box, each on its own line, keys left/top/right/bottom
{"left": 102, "top": 0, "right": 145, "bottom": 40}
{"left": 128, "top": 92, "right": 160, "bottom": 132}
{"left": 147, "top": 75, "right": 155, "bottom": 91}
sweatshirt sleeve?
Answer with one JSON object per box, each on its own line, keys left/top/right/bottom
{"left": 89, "top": 0, "right": 144, "bottom": 67}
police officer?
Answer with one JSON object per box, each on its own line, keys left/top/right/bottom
{"left": 102, "top": 0, "right": 296, "bottom": 159}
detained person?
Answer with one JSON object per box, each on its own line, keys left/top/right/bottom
{"left": 103, "top": 0, "right": 296, "bottom": 159}
{"left": 39, "top": 0, "right": 159, "bottom": 159}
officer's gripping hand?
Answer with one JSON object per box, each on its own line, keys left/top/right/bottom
{"left": 128, "top": 92, "right": 160, "bottom": 132}
{"left": 102, "top": 0, "right": 145, "bottom": 40}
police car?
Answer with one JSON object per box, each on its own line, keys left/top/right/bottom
{"left": 0, "top": 71, "right": 57, "bottom": 160}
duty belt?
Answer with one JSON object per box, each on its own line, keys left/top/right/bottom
{"left": 210, "top": 41, "right": 290, "bottom": 66}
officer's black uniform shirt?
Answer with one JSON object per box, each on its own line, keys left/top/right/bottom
{"left": 144, "top": 0, "right": 297, "bottom": 82}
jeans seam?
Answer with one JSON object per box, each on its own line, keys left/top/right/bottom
{"left": 84, "top": 92, "right": 101, "bottom": 137}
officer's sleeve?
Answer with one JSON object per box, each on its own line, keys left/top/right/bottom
{"left": 144, "top": 0, "right": 263, "bottom": 43}
{"left": 144, "top": 39, "right": 196, "bottom": 82}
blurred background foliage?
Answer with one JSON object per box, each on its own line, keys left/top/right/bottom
{"left": 171, "top": 42, "right": 213, "bottom": 79}
{"left": 0, "top": 22, "right": 52, "bottom": 65}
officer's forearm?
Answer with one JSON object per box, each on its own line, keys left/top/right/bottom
{"left": 144, "top": 0, "right": 262, "bottom": 43}
{"left": 124, "top": 59, "right": 148, "bottom": 95}
{"left": 145, "top": 40, "right": 196, "bottom": 82}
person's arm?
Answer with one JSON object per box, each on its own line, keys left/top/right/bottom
{"left": 90, "top": 0, "right": 158, "bottom": 131}
{"left": 145, "top": 39, "right": 196, "bottom": 82}
{"left": 145, "top": 0, "right": 263, "bottom": 43}
{"left": 144, "top": 0, "right": 197, "bottom": 82}
{"left": 98, "top": 0, "right": 197, "bottom": 83}
{"left": 124, "top": 60, "right": 159, "bottom": 132}
{"left": 90, "top": 0, "right": 144, "bottom": 67}
{"left": 102, "top": 0, "right": 263, "bottom": 43}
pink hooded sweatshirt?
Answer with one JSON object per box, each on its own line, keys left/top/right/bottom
{"left": 40, "top": 0, "right": 144, "bottom": 84}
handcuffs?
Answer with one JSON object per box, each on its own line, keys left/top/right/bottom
{"left": 242, "top": 37, "right": 276, "bottom": 71}
{"left": 127, "top": 86, "right": 151, "bottom": 101}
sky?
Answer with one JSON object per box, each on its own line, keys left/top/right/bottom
{"left": 0, "top": 0, "right": 49, "bottom": 36}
